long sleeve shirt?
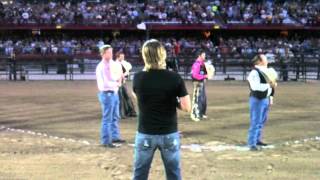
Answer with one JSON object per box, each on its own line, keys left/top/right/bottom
{"left": 191, "top": 58, "right": 207, "bottom": 81}
{"left": 247, "top": 65, "right": 272, "bottom": 97}
{"left": 96, "top": 59, "right": 123, "bottom": 92}
{"left": 120, "top": 60, "right": 132, "bottom": 77}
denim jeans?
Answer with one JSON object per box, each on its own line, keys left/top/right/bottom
{"left": 98, "top": 91, "right": 121, "bottom": 145}
{"left": 248, "top": 96, "right": 269, "bottom": 147}
{"left": 257, "top": 106, "right": 269, "bottom": 142}
{"left": 133, "top": 132, "right": 181, "bottom": 180}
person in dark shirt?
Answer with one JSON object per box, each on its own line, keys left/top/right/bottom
{"left": 116, "top": 51, "right": 137, "bottom": 119}
{"left": 132, "top": 39, "right": 191, "bottom": 180}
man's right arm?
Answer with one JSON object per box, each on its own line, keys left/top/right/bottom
{"left": 176, "top": 76, "right": 191, "bottom": 112}
{"left": 178, "top": 95, "right": 191, "bottom": 112}
{"left": 96, "top": 64, "right": 104, "bottom": 90}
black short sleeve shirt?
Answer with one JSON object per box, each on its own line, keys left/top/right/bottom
{"left": 133, "top": 69, "right": 188, "bottom": 134}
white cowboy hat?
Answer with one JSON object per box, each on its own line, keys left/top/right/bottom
{"left": 260, "top": 67, "right": 278, "bottom": 83}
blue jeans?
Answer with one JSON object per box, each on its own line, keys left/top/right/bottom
{"left": 248, "top": 96, "right": 269, "bottom": 147}
{"left": 133, "top": 132, "right": 181, "bottom": 180}
{"left": 257, "top": 106, "right": 269, "bottom": 142}
{"left": 98, "top": 91, "right": 121, "bottom": 145}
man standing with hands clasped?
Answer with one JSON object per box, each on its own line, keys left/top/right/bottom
{"left": 96, "top": 44, "right": 126, "bottom": 148}
{"left": 247, "top": 54, "right": 277, "bottom": 151}
{"left": 190, "top": 50, "right": 208, "bottom": 122}
{"left": 116, "top": 51, "right": 137, "bottom": 119}
{"left": 132, "top": 39, "right": 191, "bottom": 180}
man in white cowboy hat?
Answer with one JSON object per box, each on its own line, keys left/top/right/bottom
{"left": 247, "top": 54, "right": 277, "bottom": 151}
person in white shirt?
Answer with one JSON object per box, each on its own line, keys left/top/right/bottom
{"left": 96, "top": 45, "right": 125, "bottom": 148}
{"left": 21, "top": 12, "right": 29, "bottom": 23}
{"left": 247, "top": 54, "right": 277, "bottom": 151}
{"left": 116, "top": 51, "right": 137, "bottom": 118}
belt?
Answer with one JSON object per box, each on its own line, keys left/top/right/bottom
{"left": 102, "top": 90, "right": 115, "bottom": 94}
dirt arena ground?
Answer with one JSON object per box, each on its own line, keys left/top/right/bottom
{"left": 0, "top": 80, "right": 319, "bottom": 180}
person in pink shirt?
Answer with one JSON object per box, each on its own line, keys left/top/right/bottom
{"left": 190, "top": 50, "right": 208, "bottom": 122}
{"left": 96, "top": 44, "right": 126, "bottom": 148}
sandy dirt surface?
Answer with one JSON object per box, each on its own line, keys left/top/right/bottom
{"left": 0, "top": 80, "right": 320, "bottom": 179}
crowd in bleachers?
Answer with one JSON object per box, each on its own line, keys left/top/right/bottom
{"left": 0, "top": 37, "right": 200, "bottom": 56}
{"left": 220, "top": 0, "right": 319, "bottom": 25}
{"left": 0, "top": 0, "right": 218, "bottom": 25}
{"left": 217, "top": 37, "right": 319, "bottom": 58}
{"left": 0, "top": 0, "right": 319, "bottom": 25}
{"left": 1, "top": 36, "right": 319, "bottom": 61}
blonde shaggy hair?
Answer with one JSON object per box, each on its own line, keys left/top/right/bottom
{"left": 141, "top": 39, "right": 167, "bottom": 71}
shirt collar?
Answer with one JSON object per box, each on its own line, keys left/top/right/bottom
{"left": 254, "top": 65, "right": 267, "bottom": 70}
{"left": 196, "top": 58, "right": 204, "bottom": 64}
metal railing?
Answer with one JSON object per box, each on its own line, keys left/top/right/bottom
{"left": 0, "top": 53, "right": 319, "bottom": 81}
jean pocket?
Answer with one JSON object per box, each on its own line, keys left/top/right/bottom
{"left": 136, "top": 137, "right": 153, "bottom": 151}
{"left": 163, "top": 136, "right": 179, "bottom": 151}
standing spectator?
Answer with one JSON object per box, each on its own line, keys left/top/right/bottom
{"left": 96, "top": 44, "right": 125, "bottom": 148}
{"left": 247, "top": 54, "right": 276, "bottom": 151}
{"left": 132, "top": 39, "right": 191, "bottom": 180}
{"left": 116, "top": 51, "right": 137, "bottom": 119}
{"left": 21, "top": 11, "right": 30, "bottom": 24}
{"left": 190, "top": 50, "right": 208, "bottom": 122}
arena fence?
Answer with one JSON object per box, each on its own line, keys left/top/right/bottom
{"left": 0, "top": 53, "right": 319, "bottom": 81}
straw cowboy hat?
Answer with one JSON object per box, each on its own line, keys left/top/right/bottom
{"left": 260, "top": 67, "right": 278, "bottom": 83}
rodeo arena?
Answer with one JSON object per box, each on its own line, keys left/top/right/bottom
{"left": 0, "top": 0, "right": 320, "bottom": 179}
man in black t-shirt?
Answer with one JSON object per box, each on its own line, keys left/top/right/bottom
{"left": 132, "top": 39, "right": 191, "bottom": 180}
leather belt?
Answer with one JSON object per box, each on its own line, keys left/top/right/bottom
{"left": 102, "top": 90, "right": 115, "bottom": 94}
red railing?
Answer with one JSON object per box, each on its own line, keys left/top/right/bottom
{"left": 1, "top": 22, "right": 318, "bottom": 30}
